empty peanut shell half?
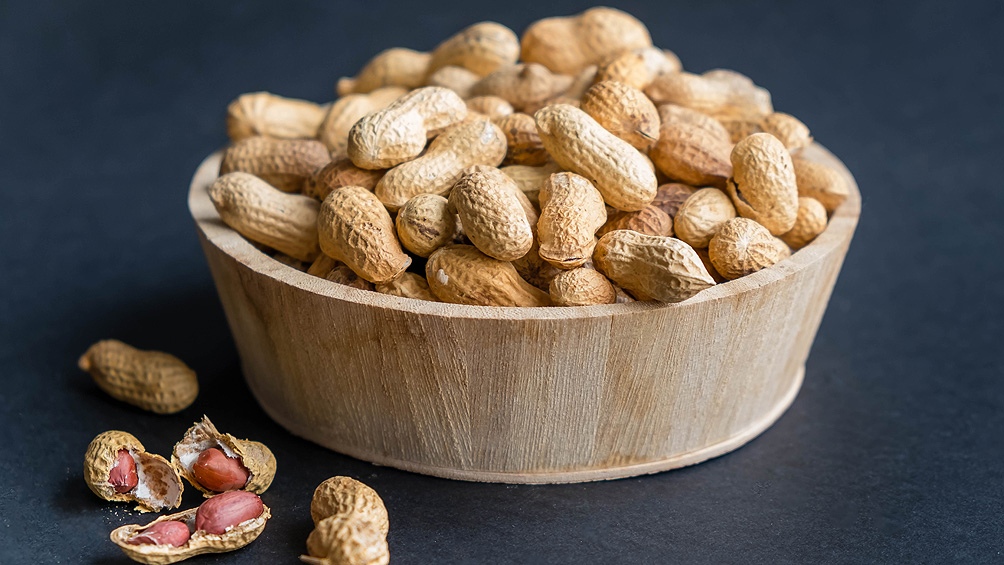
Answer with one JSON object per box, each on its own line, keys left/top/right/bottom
{"left": 110, "top": 492, "right": 270, "bottom": 564}
{"left": 84, "top": 430, "right": 183, "bottom": 512}
{"left": 172, "top": 415, "right": 275, "bottom": 496}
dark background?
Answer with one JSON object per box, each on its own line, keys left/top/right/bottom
{"left": 2, "top": 0, "right": 1002, "bottom": 562}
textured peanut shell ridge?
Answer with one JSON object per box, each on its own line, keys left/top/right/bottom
{"left": 348, "top": 86, "right": 468, "bottom": 170}
{"left": 580, "top": 80, "right": 660, "bottom": 150}
{"left": 727, "top": 133, "right": 799, "bottom": 235}
{"left": 469, "top": 63, "right": 574, "bottom": 113}
{"left": 549, "top": 268, "right": 617, "bottom": 306}
{"left": 426, "top": 245, "right": 551, "bottom": 307}
{"left": 535, "top": 104, "right": 657, "bottom": 211}
{"left": 318, "top": 87, "right": 407, "bottom": 158}
{"left": 375, "top": 272, "right": 438, "bottom": 302}
{"left": 310, "top": 476, "right": 390, "bottom": 535}
{"left": 450, "top": 166, "right": 535, "bottom": 261}
{"left": 79, "top": 340, "right": 198, "bottom": 415}
{"left": 303, "top": 515, "right": 389, "bottom": 565}
{"left": 110, "top": 502, "right": 271, "bottom": 565}
{"left": 708, "top": 217, "right": 785, "bottom": 280}
{"left": 172, "top": 415, "right": 276, "bottom": 496}
{"left": 650, "top": 122, "right": 733, "bottom": 189}
{"left": 718, "top": 116, "right": 765, "bottom": 144}
{"left": 651, "top": 183, "right": 697, "bottom": 218}
{"left": 597, "top": 205, "right": 673, "bottom": 238}
{"left": 537, "top": 172, "right": 608, "bottom": 268}
{"left": 425, "top": 65, "right": 480, "bottom": 98}
{"left": 84, "top": 430, "right": 184, "bottom": 512}
{"left": 520, "top": 7, "right": 652, "bottom": 75}
{"left": 226, "top": 92, "right": 327, "bottom": 142}
{"left": 761, "top": 112, "right": 812, "bottom": 151}
{"left": 673, "top": 187, "right": 737, "bottom": 248}
{"left": 219, "top": 136, "right": 330, "bottom": 193}
{"left": 501, "top": 162, "right": 562, "bottom": 205}
{"left": 595, "top": 47, "right": 681, "bottom": 90}
{"left": 317, "top": 186, "right": 411, "bottom": 284}
{"left": 427, "top": 21, "right": 520, "bottom": 77}
{"left": 657, "top": 104, "right": 733, "bottom": 146}
{"left": 593, "top": 230, "right": 715, "bottom": 303}
{"left": 337, "top": 48, "right": 431, "bottom": 95}
{"left": 780, "top": 196, "right": 828, "bottom": 250}
{"left": 494, "top": 112, "right": 549, "bottom": 166}
{"left": 304, "top": 159, "right": 385, "bottom": 202}
{"left": 395, "top": 194, "right": 459, "bottom": 258}
{"left": 791, "top": 155, "right": 850, "bottom": 213}
{"left": 208, "top": 172, "right": 320, "bottom": 262}
{"left": 374, "top": 118, "right": 507, "bottom": 211}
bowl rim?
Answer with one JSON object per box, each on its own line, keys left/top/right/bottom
{"left": 189, "top": 142, "right": 860, "bottom": 321}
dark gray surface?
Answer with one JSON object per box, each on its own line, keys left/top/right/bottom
{"left": 2, "top": 0, "right": 1003, "bottom": 563}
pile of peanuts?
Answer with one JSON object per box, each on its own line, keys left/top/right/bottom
{"left": 211, "top": 6, "right": 850, "bottom": 307}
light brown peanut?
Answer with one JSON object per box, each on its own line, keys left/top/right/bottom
{"left": 84, "top": 430, "right": 184, "bottom": 512}
{"left": 727, "top": 133, "right": 799, "bottom": 235}
{"left": 310, "top": 476, "right": 390, "bottom": 533}
{"left": 374, "top": 118, "right": 507, "bottom": 210}
{"left": 426, "top": 245, "right": 551, "bottom": 306}
{"left": 651, "top": 182, "right": 697, "bottom": 218}
{"left": 521, "top": 7, "right": 652, "bottom": 75}
{"left": 172, "top": 415, "right": 276, "bottom": 497}
{"left": 469, "top": 63, "right": 574, "bottom": 113}
{"left": 111, "top": 497, "right": 270, "bottom": 563}
{"left": 535, "top": 104, "right": 657, "bottom": 211}
{"left": 396, "top": 193, "right": 460, "bottom": 257}
{"left": 792, "top": 155, "right": 849, "bottom": 212}
{"left": 673, "top": 188, "right": 737, "bottom": 248}
{"left": 658, "top": 104, "right": 733, "bottom": 146}
{"left": 780, "top": 196, "right": 828, "bottom": 249}
{"left": 593, "top": 230, "right": 715, "bottom": 302}
{"left": 501, "top": 162, "right": 562, "bottom": 205}
{"left": 450, "top": 166, "right": 535, "bottom": 261}
{"left": 425, "top": 65, "right": 480, "bottom": 98}
{"left": 594, "top": 47, "right": 682, "bottom": 90}
{"left": 646, "top": 71, "right": 772, "bottom": 121}
{"left": 549, "top": 268, "right": 617, "bottom": 306}
{"left": 709, "top": 217, "right": 787, "bottom": 280}
{"left": 597, "top": 205, "right": 673, "bottom": 238}
{"left": 219, "top": 136, "right": 330, "bottom": 193}
{"left": 79, "top": 340, "right": 198, "bottom": 415}
{"left": 318, "top": 86, "right": 407, "bottom": 159}
{"left": 302, "top": 516, "right": 389, "bottom": 565}
{"left": 427, "top": 22, "right": 520, "bottom": 77}
{"left": 226, "top": 92, "right": 327, "bottom": 142}
{"left": 466, "top": 95, "right": 514, "bottom": 119}
{"left": 375, "top": 272, "right": 437, "bottom": 301}
{"left": 304, "top": 158, "right": 385, "bottom": 201}
{"left": 348, "top": 86, "right": 468, "bottom": 169}
{"left": 318, "top": 186, "right": 411, "bottom": 283}
{"left": 337, "top": 48, "right": 431, "bottom": 96}
{"left": 494, "top": 113, "right": 548, "bottom": 166}
{"left": 761, "top": 112, "right": 812, "bottom": 150}
{"left": 650, "top": 122, "right": 733, "bottom": 188}
{"left": 537, "top": 172, "right": 608, "bottom": 268}
{"left": 580, "top": 80, "right": 660, "bottom": 150}
{"left": 209, "top": 172, "right": 320, "bottom": 262}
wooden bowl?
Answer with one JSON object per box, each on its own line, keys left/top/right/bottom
{"left": 189, "top": 144, "right": 860, "bottom": 484}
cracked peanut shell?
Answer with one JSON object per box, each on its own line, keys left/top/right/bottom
{"left": 84, "top": 430, "right": 183, "bottom": 512}
{"left": 172, "top": 416, "right": 275, "bottom": 497}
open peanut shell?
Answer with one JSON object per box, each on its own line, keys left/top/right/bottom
{"left": 84, "top": 430, "right": 183, "bottom": 512}
{"left": 109, "top": 502, "right": 271, "bottom": 565}
{"left": 172, "top": 415, "right": 275, "bottom": 496}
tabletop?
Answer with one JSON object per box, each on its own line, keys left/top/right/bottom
{"left": 2, "top": 0, "right": 1002, "bottom": 563}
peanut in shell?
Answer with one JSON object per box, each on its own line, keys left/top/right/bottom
{"left": 79, "top": 340, "right": 198, "bottom": 415}
{"left": 172, "top": 415, "right": 275, "bottom": 497}
{"left": 726, "top": 133, "right": 799, "bottom": 235}
{"left": 84, "top": 430, "right": 184, "bottom": 512}
{"left": 219, "top": 136, "right": 330, "bottom": 193}
{"left": 593, "top": 230, "right": 715, "bottom": 303}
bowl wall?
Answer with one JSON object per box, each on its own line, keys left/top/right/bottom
{"left": 189, "top": 144, "right": 860, "bottom": 483}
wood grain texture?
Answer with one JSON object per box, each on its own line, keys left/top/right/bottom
{"left": 189, "top": 143, "right": 860, "bottom": 483}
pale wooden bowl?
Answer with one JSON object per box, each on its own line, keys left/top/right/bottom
{"left": 189, "top": 143, "right": 860, "bottom": 484}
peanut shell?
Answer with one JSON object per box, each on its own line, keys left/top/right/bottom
{"left": 110, "top": 499, "right": 270, "bottom": 564}
{"left": 449, "top": 166, "right": 535, "bottom": 261}
{"left": 537, "top": 172, "right": 607, "bottom": 269}
{"left": 580, "top": 80, "right": 660, "bottom": 150}
{"left": 396, "top": 193, "right": 460, "bottom": 258}
{"left": 219, "top": 136, "right": 330, "bottom": 193}
{"left": 425, "top": 65, "right": 480, "bottom": 98}
{"left": 84, "top": 430, "right": 184, "bottom": 513}
{"left": 337, "top": 48, "right": 431, "bottom": 95}
{"left": 318, "top": 87, "right": 407, "bottom": 159}
{"left": 520, "top": 7, "right": 652, "bottom": 75}
{"left": 673, "top": 187, "right": 737, "bottom": 248}
{"left": 469, "top": 63, "right": 573, "bottom": 113}
{"left": 727, "top": 133, "right": 799, "bottom": 235}
{"left": 466, "top": 95, "right": 514, "bottom": 119}
{"left": 657, "top": 104, "right": 733, "bottom": 146}
{"left": 494, "top": 113, "right": 549, "bottom": 166}
{"left": 375, "top": 272, "right": 438, "bottom": 302}
{"left": 79, "top": 340, "right": 198, "bottom": 415}
{"left": 427, "top": 21, "right": 520, "bottom": 77}
{"left": 791, "top": 155, "right": 850, "bottom": 213}
{"left": 651, "top": 183, "right": 697, "bottom": 218}
{"left": 302, "top": 515, "right": 389, "bottom": 565}
{"left": 426, "top": 245, "right": 551, "bottom": 307}
{"left": 549, "top": 268, "right": 617, "bottom": 306}
{"left": 650, "top": 122, "right": 733, "bottom": 188}
{"left": 172, "top": 415, "right": 276, "bottom": 496}
{"left": 324, "top": 263, "right": 375, "bottom": 291}
{"left": 501, "top": 162, "right": 562, "bottom": 205}
{"left": 304, "top": 158, "right": 384, "bottom": 202}
{"left": 594, "top": 47, "right": 682, "bottom": 90}
{"left": 318, "top": 186, "right": 412, "bottom": 284}
{"left": 597, "top": 205, "right": 673, "bottom": 238}
{"left": 593, "top": 230, "right": 715, "bottom": 302}
{"left": 779, "top": 196, "right": 828, "bottom": 249}
{"left": 708, "top": 217, "right": 786, "bottom": 280}
{"left": 226, "top": 92, "right": 326, "bottom": 142}
{"left": 311, "top": 476, "right": 390, "bottom": 534}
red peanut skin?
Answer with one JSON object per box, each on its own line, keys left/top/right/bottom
{"left": 128, "top": 521, "right": 192, "bottom": 547}
{"left": 195, "top": 491, "right": 264, "bottom": 535}
{"left": 109, "top": 449, "right": 138, "bottom": 494}
{"left": 192, "top": 448, "right": 250, "bottom": 492}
